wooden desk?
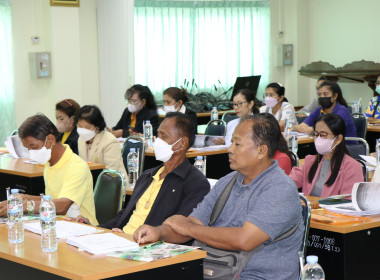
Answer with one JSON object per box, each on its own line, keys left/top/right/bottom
{"left": 306, "top": 196, "right": 380, "bottom": 279}
{"left": 0, "top": 224, "right": 205, "bottom": 280}
{"left": 297, "top": 136, "right": 314, "bottom": 145}
{"left": 0, "top": 155, "right": 105, "bottom": 201}
{"left": 367, "top": 124, "right": 380, "bottom": 133}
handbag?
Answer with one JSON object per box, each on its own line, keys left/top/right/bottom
{"left": 193, "top": 173, "right": 300, "bottom": 280}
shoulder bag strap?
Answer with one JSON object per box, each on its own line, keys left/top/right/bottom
{"left": 208, "top": 173, "right": 238, "bottom": 226}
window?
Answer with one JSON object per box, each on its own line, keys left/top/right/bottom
{"left": 0, "top": 0, "right": 16, "bottom": 144}
{"left": 134, "top": 0, "right": 270, "bottom": 100}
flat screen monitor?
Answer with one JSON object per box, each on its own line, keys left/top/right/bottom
{"left": 232, "top": 75, "right": 261, "bottom": 95}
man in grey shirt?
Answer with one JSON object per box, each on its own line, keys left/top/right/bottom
{"left": 134, "top": 114, "right": 304, "bottom": 280}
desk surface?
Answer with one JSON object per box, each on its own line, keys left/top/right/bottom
{"left": 307, "top": 196, "right": 380, "bottom": 234}
{"left": 159, "top": 110, "right": 234, "bottom": 119}
{"left": 297, "top": 136, "right": 314, "bottom": 145}
{"left": 367, "top": 124, "right": 380, "bottom": 132}
{"left": 0, "top": 155, "right": 105, "bottom": 178}
{"left": 0, "top": 223, "right": 206, "bottom": 280}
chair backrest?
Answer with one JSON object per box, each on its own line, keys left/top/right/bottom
{"left": 345, "top": 137, "right": 369, "bottom": 160}
{"left": 204, "top": 120, "right": 227, "bottom": 136}
{"left": 299, "top": 194, "right": 312, "bottom": 274}
{"left": 122, "top": 136, "right": 145, "bottom": 176}
{"left": 351, "top": 113, "right": 367, "bottom": 138}
{"left": 356, "top": 159, "right": 368, "bottom": 182}
{"left": 289, "top": 151, "right": 299, "bottom": 167}
{"left": 221, "top": 110, "right": 238, "bottom": 124}
{"left": 93, "top": 169, "right": 127, "bottom": 224}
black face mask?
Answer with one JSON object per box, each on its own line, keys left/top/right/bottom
{"left": 318, "top": 97, "right": 333, "bottom": 109}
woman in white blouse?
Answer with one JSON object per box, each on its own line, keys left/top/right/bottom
{"left": 260, "top": 82, "right": 297, "bottom": 131}
{"left": 214, "top": 88, "right": 258, "bottom": 146}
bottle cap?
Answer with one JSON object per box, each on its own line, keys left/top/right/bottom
{"left": 196, "top": 156, "right": 203, "bottom": 160}
{"left": 306, "top": 255, "right": 318, "bottom": 264}
{"left": 146, "top": 120, "right": 150, "bottom": 124}
{"left": 291, "top": 131, "right": 297, "bottom": 135}
{"left": 11, "top": 189, "right": 19, "bottom": 194}
{"left": 43, "top": 195, "right": 51, "bottom": 200}
{"left": 212, "top": 107, "right": 216, "bottom": 109}
{"left": 130, "top": 148, "right": 136, "bottom": 152}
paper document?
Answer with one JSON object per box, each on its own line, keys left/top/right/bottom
{"left": 359, "top": 155, "right": 376, "bottom": 167}
{"left": 67, "top": 233, "right": 139, "bottom": 255}
{"left": 4, "top": 135, "right": 29, "bottom": 158}
{"left": 24, "top": 221, "right": 98, "bottom": 238}
{"left": 108, "top": 242, "right": 198, "bottom": 262}
{"left": 295, "top": 132, "right": 311, "bottom": 138}
{"left": 320, "top": 182, "right": 380, "bottom": 216}
{"left": 191, "top": 145, "right": 229, "bottom": 152}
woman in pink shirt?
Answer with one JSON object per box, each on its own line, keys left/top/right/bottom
{"left": 290, "top": 113, "right": 363, "bottom": 197}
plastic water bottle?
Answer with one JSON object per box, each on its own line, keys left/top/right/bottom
{"left": 194, "top": 156, "right": 206, "bottom": 176}
{"left": 284, "top": 111, "right": 292, "bottom": 140}
{"left": 40, "top": 195, "right": 57, "bottom": 252}
{"left": 144, "top": 120, "right": 153, "bottom": 147}
{"left": 288, "top": 131, "right": 298, "bottom": 153}
{"left": 127, "top": 148, "right": 139, "bottom": 188}
{"left": 376, "top": 139, "right": 380, "bottom": 166}
{"left": 301, "top": 255, "right": 325, "bottom": 280}
{"left": 7, "top": 189, "right": 24, "bottom": 243}
{"left": 211, "top": 107, "right": 219, "bottom": 121}
{"left": 352, "top": 101, "right": 360, "bottom": 114}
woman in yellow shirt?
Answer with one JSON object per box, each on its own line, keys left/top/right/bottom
{"left": 55, "top": 99, "right": 80, "bottom": 154}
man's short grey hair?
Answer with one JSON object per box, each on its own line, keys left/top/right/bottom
{"left": 240, "top": 115, "right": 278, "bottom": 158}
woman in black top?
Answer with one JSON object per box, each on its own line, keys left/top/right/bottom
{"left": 162, "top": 87, "right": 197, "bottom": 133}
{"left": 111, "top": 84, "right": 158, "bottom": 137}
{"left": 55, "top": 99, "right": 80, "bottom": 154}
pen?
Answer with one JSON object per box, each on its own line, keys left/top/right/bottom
{"left": 142, "top": 240, "right": 164, "bottom": 249}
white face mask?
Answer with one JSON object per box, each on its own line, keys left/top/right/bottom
{"left": 77, "top": 127, "right": 96, "bottom": 142}
{"left": 29, "top": 137, "right": 52, "bottom": 165}
{"left": 164, "top": 104, "right": 178, "bottom": 113}
{"left": 152, "top": 137, "right": 182, "bottom": 162}
{"left": 128, "top": 102, "right": 143, "bottom": 113}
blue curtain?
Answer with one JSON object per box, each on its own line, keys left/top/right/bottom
{"left": 0, "top": 0, "right": 16, "bottom": 144}
{"left": 134, "top": 0, "right": 270, "bottom": 100}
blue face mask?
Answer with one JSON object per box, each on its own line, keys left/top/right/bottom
{"left": 376, "top": 86, "right": 380, "bottom": 95}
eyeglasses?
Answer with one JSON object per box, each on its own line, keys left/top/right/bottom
{"left": 231, "top": 101, "right": 248, "bottom": 108}
{"left": 310, "top": 131, "right": 334, "bottom": 139}
{"left": 127, "top": 98, "right": 141, "bottom": 105}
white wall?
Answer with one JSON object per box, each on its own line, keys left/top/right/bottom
{"left": 309, "top": 0, "right": 379, "bottom": 107}
{"left": 11, "top": 0, "right": 99, "bottom": 127}
{"left": 270, "top": 0, "right": 380, "bottom": 108}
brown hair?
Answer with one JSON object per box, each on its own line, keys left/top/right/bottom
{"left": 55, "top": 99, "right": 80, "bottom": 118}
{"left": 163, "top": 87, "right": 189, "bottom": 104}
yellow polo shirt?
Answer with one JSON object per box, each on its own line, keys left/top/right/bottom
{"left": 43, "top": 144, "right": 98, "bottom": 225}
{"left": 123, "top": 166, "right": 165, "bottom": 234}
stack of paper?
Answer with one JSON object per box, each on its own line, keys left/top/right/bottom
{"left": 67, "top": 233, "right": 139, "bottom": 254}
{"left": 108, "top": 242, "right": 198, "bottom": 262}
{"left": 24, "top": 221, "right": 98, "bottom": 238}
{"left": 4, "top": 135, "right": 29, "bottom": 158}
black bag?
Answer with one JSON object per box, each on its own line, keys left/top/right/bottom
{"left": 195, "top": 173, "right": 300, "bottom": 280}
